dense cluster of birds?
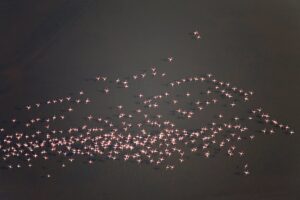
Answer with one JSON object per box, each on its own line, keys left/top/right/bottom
{"left": 0, "top": 31, "right": 295, "bottom": 178}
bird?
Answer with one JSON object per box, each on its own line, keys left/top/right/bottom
{"left": 104, "top": 88, "right": 110, "bottom": 94}
{"left": 168, "top": 57, "right": 174, "bottom": 62}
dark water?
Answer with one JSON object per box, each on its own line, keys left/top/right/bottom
{"left": 0, "top": 0, "right": 299, "bottom": 199}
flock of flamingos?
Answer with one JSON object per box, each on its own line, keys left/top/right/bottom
{"left": 0, "top": 31, "right": 295, "bottom": 178}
